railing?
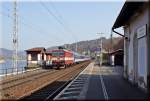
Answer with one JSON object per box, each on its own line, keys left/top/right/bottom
{"left": 0, "top": 60, "right": 47, "bottom": 76}
{"left": 0, "top": 67, "right": 25, "bottom": 76}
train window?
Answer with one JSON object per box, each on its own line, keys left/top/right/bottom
{"left": 59, "top": 52, "right": 64, "bottom": 56}
{"left": 52, "top": 52, "right": 64, "bottom": 56}
{"left": 52, "top": 52, "right": 59, "bottom": 56}
{"left": 31, "top": 53, "right": 37, "bottom": 61}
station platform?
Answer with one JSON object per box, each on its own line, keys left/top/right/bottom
{"left": 53, "top": 62, "right": 148, "bottom": 100}
{"left": 53, "top": 62, "right": 108, "bottom": 100}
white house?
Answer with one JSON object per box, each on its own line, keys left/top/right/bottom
{"left": 112, "top": 1, "right": 149, "bottom": 93}
{"left": 26, "top": 47, "right": 46, "bottom": 67}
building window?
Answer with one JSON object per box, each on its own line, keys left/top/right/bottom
{"left": 31, "top": 53, "right": 37, "bottom": 61}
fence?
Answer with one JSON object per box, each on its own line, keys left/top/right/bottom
{"left": 0, "top": 60, "right": 27, "bottom": 76}
{"left": 0, "top": 67, "right": 25, "bottom": 76}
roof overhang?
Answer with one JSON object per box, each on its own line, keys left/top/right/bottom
{"left": 110, "top": 49, "right": 124, "bottom": 55}
{"left": 112, "top": 1, "right": 145, "bottom": 29}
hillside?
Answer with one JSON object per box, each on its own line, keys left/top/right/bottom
{"left": 0, "top": 37, "right": 123, "bottom": 60}
{"left": 47, "top": 37, "right": 124, "bottom": 56}
{"left": 0, "top": 48, "right": 26, "bottom": 60}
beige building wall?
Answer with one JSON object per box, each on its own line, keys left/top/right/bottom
{"left": 44, "top": 54, "right": 46, "bottom": 61}
{"left": 27, "top": 54, "right": 31, "bottom": 61}
{"left": 38, "top": 54, "right": 41, "bottom": 61}
{"left": 124, "top": 5, "right": 149, "bottom": 91}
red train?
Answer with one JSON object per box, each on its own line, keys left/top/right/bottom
{"left": 45, "top": 49, "right": 90, "bottom": 69}
{"left": 50, "top": 49, "right": 74, "bottom": 68}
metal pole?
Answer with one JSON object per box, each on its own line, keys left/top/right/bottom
{"left": 110, "top": 32, "right": 113, "bottom": 51}
{"left": 110, "top": 31, "right": 115, "bottom": 66}
{"left": 100, "top": 34, "right": 103, "bottom": 66}
{"left": 12, "top": 1, "right": 18, "bottom": 74}
{"left": 76, "top": 42, "right": 77, "bottom": 52}
{"left": 97, "top": 33, "right": 103, "bottom": 66}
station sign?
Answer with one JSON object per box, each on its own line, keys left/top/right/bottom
{"left": 137, "top": 25, "right": 147, "bottom": 39}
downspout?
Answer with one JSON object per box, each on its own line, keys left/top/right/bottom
{"left": 112, "top": 28, "right": 128, "bottom": 39}
{"left": 112, "top": 27, "right": 128, "bottom": 79}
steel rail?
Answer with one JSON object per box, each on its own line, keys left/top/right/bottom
{"left": 1, "top": 62, "right": 87, "bottom": 91}
{"left": 44, "top": 64, "right": 88, "bottom": 101}
{"left": 0, "top": 69, "right": 52, "bottom": 85}
{"left": 16, "top": 61, "right": 90, "bottom": 100}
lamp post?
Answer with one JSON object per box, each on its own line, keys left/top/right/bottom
{"left": 97, "top": 33, "right": 103, "bottom": 66}
{"left": 110, "top": 31, "right": 115, "bottom": 66}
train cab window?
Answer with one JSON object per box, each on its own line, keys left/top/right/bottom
{"left": 59, "top": 52, "right": 64, "bottom": 56}
{"left": 52, "top": 52, "right": 59, "bottom": 56}
{"left": 52, "top": 52, "right": 64, "bottom": 56}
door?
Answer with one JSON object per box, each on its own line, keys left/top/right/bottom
{"left": 137, "top": 25, "right": 147, "bottom": 88}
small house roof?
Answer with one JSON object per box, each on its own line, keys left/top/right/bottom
{"left": 26, "top": 47, "right": 46, "bottom": 52}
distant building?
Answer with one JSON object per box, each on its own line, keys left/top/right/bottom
{"left": 109, "top": 49, "right": 124, "bottom": 66}
{"left": 26, "top": 47, "right": 46, "bottom": 67}
{"left": 109, "top": 38, "right": 124, "bottom": 66}
{"left": 112, "top": 1, "right": 149, "bottom": 92}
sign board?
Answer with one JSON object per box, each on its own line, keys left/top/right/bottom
{"left": 137, "top": 25, "right": 146, "bottom": 38}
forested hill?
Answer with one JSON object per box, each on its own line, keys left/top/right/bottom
{"left": 47, "top": 37, "right": 124, "bottom": 55}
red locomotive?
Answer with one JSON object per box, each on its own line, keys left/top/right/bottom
{"left": 51, "top": 49, "right": 74, "bottom": 68}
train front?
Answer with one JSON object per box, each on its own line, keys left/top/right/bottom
{"left": 51, "top": 50, "right": 65, "bottom": 67}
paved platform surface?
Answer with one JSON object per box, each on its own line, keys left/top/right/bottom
{"left": 54, "top": 62, "right": 148, "bottom": 100}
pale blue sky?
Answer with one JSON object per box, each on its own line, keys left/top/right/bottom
{"left": 1, "top": 0, "right": 125, "bottom": 51}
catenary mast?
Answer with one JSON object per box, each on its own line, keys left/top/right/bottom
{"left": 12, "top": 1, "right": 18, "bottom": 73}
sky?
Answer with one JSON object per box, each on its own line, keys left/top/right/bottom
{"left": 0, "top": 0, "right": 125, "bottom": 51}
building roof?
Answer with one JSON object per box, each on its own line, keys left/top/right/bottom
{"left": 26, "top": 47, "right": 46, "bottom": 52}
{"left": 112, "top": 1, "right": 145, "bottom": 29}
{"left": 110, "top": 49, "right": 124, "bottom": 55}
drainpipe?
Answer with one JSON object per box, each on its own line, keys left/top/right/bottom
{"left": 112, "top": 28, "right": 128, "bottom": 39}
{"left": 112, "top": 28, "right": 128, "bottom": 79}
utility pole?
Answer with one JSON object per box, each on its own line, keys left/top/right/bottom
{"left": 97, "top": 33, "right": 103, "bottom": 66}
{"left": 110, "top": 31, "right": 114, "bottom": 66}
{"left": 110, "top": 31, "right": 113, "bottom": 51}
{"left": 12, "top": 1, "right": 18, "bottom": 74}
{"left": 76, "top": 42, "right": 77, "bottom": 52}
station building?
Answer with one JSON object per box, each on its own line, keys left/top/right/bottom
{"left": 112, "top": 1, "right": 149, "bottom": 92}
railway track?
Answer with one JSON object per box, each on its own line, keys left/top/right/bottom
{"left": 0, "top": 61, "right": 90, "bottom": 100}
{"left": 0, "top": 69, "right": 53, "bottom": 85}
{"left": 44, "top": 63, "right": 90, "bottom": 101}
{"left": 20, "top": 61, "right": 90, "bottom": 101}
{"left": 0, "top": 70, "right": 57, "bottom": 91}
